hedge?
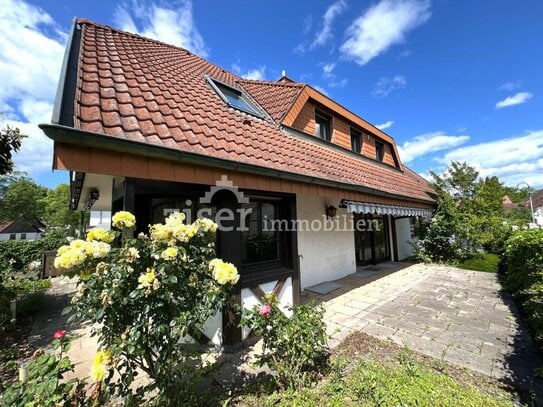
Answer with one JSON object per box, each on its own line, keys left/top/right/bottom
{"left": 0, "top": 230, "right": 67, "bottom": 272}
{"left": 502, "top": 228, "right": 543, "bottom": 346}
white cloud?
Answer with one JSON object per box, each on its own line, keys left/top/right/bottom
{"left": 434, "top": 130, "right": 543, "bottom": 187}
{"left": 495, "top": 92, "right": 533, "bottom": 109}
{"left": 242, "top": 68, "right": 266, "bottom": 81}
{"left": 398, "top": 132, "right": 470, "bottom": 163}
{"left": 319, "top": 62, "right": 347, "bottom": 88}
{"left": 373, "top": 75, "right": 407, "bottom": 98}
{"left": 114, "top": 0, "right": 208, "bottom": 57}
{"left": 328, "top": 78, "right": 348, "bottom": 88}
{"left": 311, "top": 0, "right": 347, "bottom": 48}
{"left": 232, "top": 64, "right": 266, "bottom": 80}
{"left": 322, "top": 63, "right": 336, "bottom": 77}
{"left": 397, "top": 49, "right": 412, "bottom": 59}
{"left": 4, "top": 119, "right": 55, "bottom": 174}
{"left": 499, "top": 80, "right": 521, "bottom": 91}
{"left": 376, "top": 120, "right": 394, "bottom": 130}
{"left": 341, "top": 0, "right": 431, "bottom": 65}
{"left": 303, "top": 15, "right": 313, "bottom": 35}
{"left": 0, "top": 0, "right": 67, "bottom": 177}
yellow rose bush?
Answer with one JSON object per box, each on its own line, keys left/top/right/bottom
{"left": 55, "top": 211, "right": 238, "bottom": 405}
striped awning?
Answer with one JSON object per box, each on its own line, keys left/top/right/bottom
{"left": 344, "top": 200, "right": 432, "bottom": 218}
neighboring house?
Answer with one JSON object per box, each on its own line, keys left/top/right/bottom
{"left": 40, "top": 19, "right": 435, "bottom": 345}
{"left": 529, "top": 190, "right": 543, "bottom": 227}
{"left": 502, "top": 195, "right": 519, "bottom": 211}
{"left": 0, "top": 216, "right": 45, "bottom": 241}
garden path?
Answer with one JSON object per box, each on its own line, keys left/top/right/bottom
{"left": 303, "top": 262, "right": 543, "bottom": 402}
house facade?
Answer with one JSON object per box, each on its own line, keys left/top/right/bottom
{"left": 0, "top": 217, "right": 45, "bottom": 241}
{"left": 40, "top": 19, "right": 435, "bottom": 346}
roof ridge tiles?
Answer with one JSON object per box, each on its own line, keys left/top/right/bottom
{"left": 238, "top": 78, "right": 305, "bottom": 88}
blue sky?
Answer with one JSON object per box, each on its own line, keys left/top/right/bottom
{"left": 1, "top": 0, "right": 542, "bottom": 189}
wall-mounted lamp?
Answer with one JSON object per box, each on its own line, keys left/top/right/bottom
{"left": 326, "top": 205, "right": 337, "bottom": 219}
{"left": 83, "top": 189, "right": 100, "bottom": 211}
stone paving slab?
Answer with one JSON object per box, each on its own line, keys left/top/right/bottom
{"left": 302, "top": 262, "right": 543, "bottom": 401}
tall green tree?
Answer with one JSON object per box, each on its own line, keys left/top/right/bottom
{"left": 0, "top": 124, "right": 24, "bottom": 175}
{"left": 419, "top": 162, "right": 508, "bottom": 262}
{"left": 0, "top": 177, "right": 47, "bottom": 222}
{"left": 503, "top": 185, "right": 530, "bottom": 203}
{"left": 40, "top": 183, "right": 80, "bottom": 234}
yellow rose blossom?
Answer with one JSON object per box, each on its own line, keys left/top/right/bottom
{"left": 54, "top": 244, "right": 89, "bottom": 269}
{"left": 86, "top": 228, "right": 115, "bottom": 243}
{"left": 69, "top": 249, "right": 87, "bottom": 266}
{"left": 90, "top": 362, "right": 107, "bottom": 382}
{"left": 209, "top": 259, "right": 239, "bottom": 285}
{"left": 185, "top": 224, "right": 198, "bottom": 239}
{"left": 57, "top": 245, "right": 70, "bottom": 255}
{"left": 161, "top": 247, "right": 178, "bottom": 261}
{"left": 90, "top": 349, "right": 112, "bottom": 382}
{"left": 54, "top": 253, "right": 71, "bottom": 269}
{"left": 164, "top": 212, "right": 185, "bottom": 228}
{"left": 138, "top": 268, "right": 157, "bottom": 289}
{"left": 69, "top": 239, "right": 86, "bottom": 250}
{"left": 85, "top": 241, "right": 111, "bottom": 259}
{"left": 171, "top": 223, "right": 189, "bottom": 242}
{"left": 150, "top": 223, "right": 172, "bottom": 243}
{"left": 195, "top": 217, "right": 217, "bottom": 233}
{"left": 125, "top": 247, "right": 140, "bottom": 262}
{"left": 112, "top": 211, "right": 136, "bottom": 230}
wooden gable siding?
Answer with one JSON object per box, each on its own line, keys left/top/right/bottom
{"left": 54, "top": 142, "right": 433, "bottom": 210}
{"left": 291, "top": 101, "right": 396, "bottom": 167}
{"left": 284, "top": 86, "right": 403, "bottom": 170}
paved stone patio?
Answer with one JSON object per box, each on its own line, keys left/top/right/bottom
{"left": 31, "top": 263, "right": 543, "bottom": 399}
{"left": 302, "top": 262, "right": 543, "bottom": 398}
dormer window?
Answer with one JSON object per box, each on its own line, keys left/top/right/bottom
{"left": 208, "top": 77, "right": 262, "bottom": 117}
{"left": 315, "top": 111, "right": 331, "bottom": 141}
{"left": 351, "top": 128, "right": 362, "bottom": 153}
{"left": 375, "top": 140, "right": 385, "bottom": 161}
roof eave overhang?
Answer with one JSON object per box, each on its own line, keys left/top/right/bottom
{"left": 39, "top": 123, "right": 436, "bottom": 205}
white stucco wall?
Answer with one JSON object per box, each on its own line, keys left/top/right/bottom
{"left": 89, "top": 211, "right": 112, "bottom": 229}
{"left": 296, "top": 195, "right": 356, "bottom": 290}
{"left": 0, "top": 232, "right": 40, "bottom": 241}
{"left": 535, "top": 206, "right": 543, "bottom": 227}
{"left": 395, "top": 217, "right": 413, "bottom": 260}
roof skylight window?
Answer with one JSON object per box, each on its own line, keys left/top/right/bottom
{"left": 208, "top": 77, "right": 263, "bottom": 117}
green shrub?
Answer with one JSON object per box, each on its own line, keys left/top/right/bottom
{"left": 458, "top": 253, "right": 501, "bottom": 273}
{"left": 502, "top": 229, "right": 543, "bottom": 351}
{"left": 0, "top": 331, "right": 86, "bottom": 406}
{"left": 57, "top": 212, "right": 238, "bottom": 405}
{"left": 0, "top": 229, "right": 67, "bottom": 273}
{"left": 503, "top": 229, "right": 543, "bottom": 292}
{"left": 242, "top": 294, "right": 329, "bottom": 389}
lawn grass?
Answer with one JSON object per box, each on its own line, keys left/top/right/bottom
{"left": 201, "top": 332, "right": 519, "bottom": 406}
{"left": 458, "top": 253, "right": 501, "bottom": 273}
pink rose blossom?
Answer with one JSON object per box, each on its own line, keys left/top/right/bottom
{"left": 258, "top": 304, "right": 271, "bottom": 317}
{"left": 53, "top": 330, "right": 66, "bottom": 339}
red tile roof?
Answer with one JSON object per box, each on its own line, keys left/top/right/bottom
{"left": 238, "top": 79, "right": 303, "bottom": 123}
{"left": 69, "top": 19, "right": 434, "bottom": 203}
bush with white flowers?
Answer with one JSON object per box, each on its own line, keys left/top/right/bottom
{"left": 55, "top": 211, "right": 238, "bottom": 406}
